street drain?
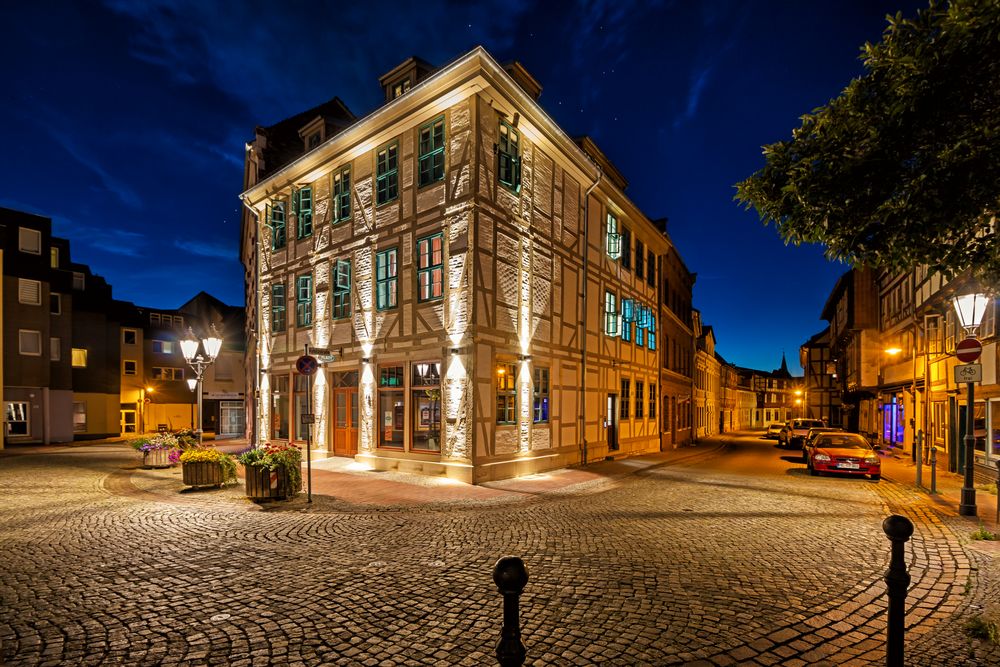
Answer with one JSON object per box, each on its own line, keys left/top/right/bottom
{"left": 210, "top": 613, "right": 231, "bottom": 622}
{"left": 428, "top": 560, "right": 446, "bottom": 567}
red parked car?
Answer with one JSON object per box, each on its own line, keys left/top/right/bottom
{"left": 806, "top": 433, "right": 881, "bottom": 480}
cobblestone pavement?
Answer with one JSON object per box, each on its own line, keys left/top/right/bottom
{"left": 1, "top": 435, "right": 998, "bottom": 665}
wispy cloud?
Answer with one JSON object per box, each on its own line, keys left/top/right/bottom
{"left": 174, "top": 239, "right": 236, "bottom": 260}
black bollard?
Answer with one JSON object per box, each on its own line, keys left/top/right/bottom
{"left": 493, "top": 556, "right": 529, "bottom": 667}
{"left": 882, "top": 515, "right": 914, "bottom": 667}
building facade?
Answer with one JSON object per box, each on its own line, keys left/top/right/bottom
{"left": 800, "top": 326, "right": 840, "bottom": 424}
{"left": 659, "top": 238, "right": 694, "bottom": 448}
{"left": 240, "top": 48, "right": 689, "bottom": 483}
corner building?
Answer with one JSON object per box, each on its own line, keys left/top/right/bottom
{"left": 241, "top": 48, "right": 682, "bottom": 483}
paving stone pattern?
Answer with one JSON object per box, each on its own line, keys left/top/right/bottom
{"left": 0, "top": 443, "right": 997, "bottom": 665}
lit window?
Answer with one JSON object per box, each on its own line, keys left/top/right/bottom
{"left": 18, "top": 227, "right": 41, "bottom": 254}
{"left": 124, "top": 360, "right": 137, "bottom": 375}
{"left": 391, "top": 78, "right": 410, "bottom": 99}
{"left": 18, "top": 278, "right": 41, "bottom": 305}
{"left": 271, "top": 284, "right": 286, "bottom": 332}
{"left": 295, "top": 186, "right": 312, "bottom": 239}
{"left": 418, "top": 116, "right": 445, "bottom": 186}
{"left": 19, "top": 330, "right": 42, "bottom": 356}
{"left": 412, "top": 362, "right": 442, "bottom": 452}
{"left": 270, "top": 200, "right": 286, "bottom": 250}
{"left": 621, "top": 299, "right": 633, "bottom": 342}
{"left": 533, "top": 367, "right": 549, "bottom": 424}
{"left": 72, "top": 348, "right": 88, "bottom": 367}
{"left": 296, "top": 274, "right": 313, "bottom": 327}
{"left": 378, "top": 365, "right": 404, "bottom": 448}
{"left": 604, "top": 291, "right": 618, "bottom": 336}
{"left": 606, "top": 212, "right": 621, "bottom": 259}
{"left": 376, "top": 141, "right": 399, "bottom": 206}
{"left": 498, "top": 122, "right": 521, "bottom": 192}
{"left": 333, "top": 166, "right": 351, "bottom": 222}
{"left": 50, "top": 247, "right": 59, "bottom": 268}
{"left": 152, "top": 340, "right": 174, "bottom": 355}
{"left": 332, "top": 260, "right": 351, "bottom": 320}
{"left": 417, "top": 234, "right": 444, "bottom": 302}
{"left": 376, "top": 248, "right": 398, "bottom": 310}
{"left": 648, "top": 313, "right": 657, "bottom": 350}
{"left": 496, "top": 363, "right": 517, "bottom": 424}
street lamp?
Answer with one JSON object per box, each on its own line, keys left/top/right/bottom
{"left": 180, "top": 324, "right": 223, "bottom": 444}
{"left": 954, "top": 292, "right": 988, "bottom": 517}
{"left": 140, "top": 386, "right": 154, "bottom": 433}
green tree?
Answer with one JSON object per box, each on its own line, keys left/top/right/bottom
{"left": 736, "top": 0, "right": 1000, "bottom": 286}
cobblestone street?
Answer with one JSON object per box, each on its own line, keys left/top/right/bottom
{"left": 2, "top": 434, "right": 999, "bottom": 666}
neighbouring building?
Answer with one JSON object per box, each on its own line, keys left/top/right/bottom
{"left": 658, "top": 233, "right": 695, "bottom": 448}
{"left": 240, "top": 48, "right": 694, "bottom": 483}
{"left": 693, "top": 311, "right": 719, "bottom": 439}
{"left": 800, "top": 326, "right": 840, "bottom": 424}
{"left": 1, "top": 207, "right": 124, "bottom": 444}
{"left": 736, "top": 355, "right": 801, "bottom": 428}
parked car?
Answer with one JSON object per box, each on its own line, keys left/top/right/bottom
{"left": 806, "top": 432, "right": 881, "bottom": 480}
{"left": 777, "top": 421, "right": 793, "bottom": 447}
{"left": 763, "top": 423, "right": 785, "bottom": 439}
{"left": 802, "top": 427, "right": 842, "bottom": 459}
{"left": 786, "top": 418, "right": 827, "bottom": 449}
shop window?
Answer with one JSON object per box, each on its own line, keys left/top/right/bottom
{"left": 379, "top": 365, "right": 404, "bottom": 448}
{"left": 412, "top": 362, "right": 442, "bottom": 451}
{"left": 293, "top": 375, "right": 309, "bottom": 441}
{"left": 271, "top": 375, "right": 289, "bottom": 440}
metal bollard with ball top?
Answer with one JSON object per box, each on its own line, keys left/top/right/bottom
{"left": 493, "top": 556, "right": 529, "bottom": 667}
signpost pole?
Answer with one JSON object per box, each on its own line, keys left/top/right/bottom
{"left": 955, "top": 337, "right": 983, "bottom": 518}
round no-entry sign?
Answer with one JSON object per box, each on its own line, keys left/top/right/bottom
{"left": 956, "top": 337, "right": 982, "bottom": 363}
{"left": 295, "top": 354, "right": 319, "bottom": 375}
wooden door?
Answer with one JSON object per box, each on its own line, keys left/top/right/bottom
{"left": 333, "top": 388, "right": 359, "bottom": 457}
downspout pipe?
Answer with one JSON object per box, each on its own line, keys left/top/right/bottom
{"left": 580, "top": 167, "right": 602, "bottom": 466}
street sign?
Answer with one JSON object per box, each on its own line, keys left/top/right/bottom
{"left": 954, "top": 363, "right": 983, "bottom": 384}
{"left": 300, "top": 413, "right": 315, "bottom": 424}
{"left": 295, "top": 354, "right": 319, "bottom": 375}
{"left": 956, "top": 337, "right": 983, "bottom": 363}
{"left": 143, "top": 398, "right": 151, "bottom": 404}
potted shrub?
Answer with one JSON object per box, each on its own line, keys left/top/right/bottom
{"left": 130, "top": 433, "right": 180, "bottom": 469}
{"left": 180, "top": 447, "right": 237, "bottom": 488}
{"left": 238, "top": 443, "right": 302, "bottom": 500}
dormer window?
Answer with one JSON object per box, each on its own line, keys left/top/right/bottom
{"left": 391, "top": 79, "right": 410, "bottom": 99}
{"left": 308, "top": 132, "right": 321, "bottom": 149}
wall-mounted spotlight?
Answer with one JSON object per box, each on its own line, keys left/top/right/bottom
{"left": 361, "top": 357, "right": 372, "bottom": 364}
{"left": 450, "top": 347, "right": 463, "bottom": 355}
{"left": 519, "top": 354, "right": 532, "bottom": 362}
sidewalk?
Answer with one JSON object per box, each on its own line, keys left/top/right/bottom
{"left": 879, "top": 447, "right": 1000, "bottom": 533}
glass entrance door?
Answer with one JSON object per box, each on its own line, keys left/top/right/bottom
{"left": 121, "top": 409, "right": 137, "bottom": 434}
{"left": 220, "top": 401, "right": 245, "bottom": 437}
{"left": 607, "top": 394, "right": 619, "bottom": 451}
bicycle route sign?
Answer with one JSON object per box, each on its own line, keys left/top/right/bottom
{"left": 295, "top": 354, "right": 319, "bottom": 376}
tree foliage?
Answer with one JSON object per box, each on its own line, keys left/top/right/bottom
{"left": 736, "top": 0, "right": 1000, "bottom": 287}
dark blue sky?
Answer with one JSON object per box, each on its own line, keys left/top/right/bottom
{"left": 0, "top": 0, "right": 922, "bottom": 372}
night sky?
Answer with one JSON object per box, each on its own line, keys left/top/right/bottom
{"left": 1, "top": 0, "right": 924, "bottom": 372}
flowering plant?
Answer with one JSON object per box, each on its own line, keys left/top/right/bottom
{"left": 179, "top": 447, "right": 238, "bottom": 484}
{"left": 130, "top": 433, "right": 179, "bottom": 454}
{"left": 238, "top": 443, "right": 302, "bottom": 494}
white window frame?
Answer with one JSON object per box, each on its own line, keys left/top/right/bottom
{"left": 123, "top": 360, "right": 137, "bottom": 376}
{"left": 50, "top": 292, "right": 61, "bottom": 315}
{"left": 123, "top": 328, "right": 138, "bottom": 345}
{"left": 5, "top": 401, "right": 30, "bottom": 437}
{"left": 50, "top": 337, "right": 61, "bottom": 361}
{"left": 18, "top": 329, "right": 42, "bottom": 356}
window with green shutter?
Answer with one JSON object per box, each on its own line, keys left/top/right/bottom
{"left": 332, "top": 259, "right": 351, "bottom": 319}
{"left": 497, "top": 122, "right": 521, "bottom": 192}
{"left": 271, "top": 284, "right": 286, "bottom": 332}
{"left": 376, "top": 248, "right": 398, "bottom": 310}
{"left": 296, "top": 274, "right": 312, "bottom": 327}
{"left": 418, "top": 116, "right": 445, "bottom": 187}
{"left": 416, "top": 234, "right": 444, "bottom": 302}
{"left": 270, "top": 201, "right": 286, "bottom": 250}
{"left": 333, "top": 166, "right": 351, "bottom": 223}
{"left": 621, "top": 298, "right": 633, "bottom": 342}
{"left": 295, "top": 187, "right": 312, "bottom": 239}
{"left": 376, "top": 142, "right": 398, "bottom": 205}
{"left": 648, "top": 313, "right": 657, "bottom": 350}
{"left": 606, "top": 212, "right": 621, "bottom": 259}
{"left": 604, "top": 291, "right": 618, "bottom": 336}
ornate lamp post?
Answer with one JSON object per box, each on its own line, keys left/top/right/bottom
{"left": 180, "top": 324, "right": 223, "bottom": 445}
{"left": 953, "top": 292, "right": 988, "bottom": 517}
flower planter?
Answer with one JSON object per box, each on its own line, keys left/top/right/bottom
{"left": 244, "top": 466, "right": 290, "bottom": 500}
{"left": 182, "top": 461, "right": 224, "bottom": 488}
{"left": 142, "top": 449, "right": 173, "bottom": 469}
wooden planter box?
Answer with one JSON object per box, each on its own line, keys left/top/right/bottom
{"left": 245, "top": 466, "right": 290, "bottom": 500}
{"left": 142, "top": 449, "right": 173, "bottom": 469}
{"left": 182, "top": 461, "right": 224, "bottom": 488}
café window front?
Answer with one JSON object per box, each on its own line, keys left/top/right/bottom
{"left": 379, "top": 365, "right": 404, "bottom": 449}
{"left": 271, "top": 375, "right": 289, "bottom": 440}
{"left": 293, "top": 375, "right": 310, "bottom": 441}
{"left": 411, "top": 362, "right": 442, "bottom": 452}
